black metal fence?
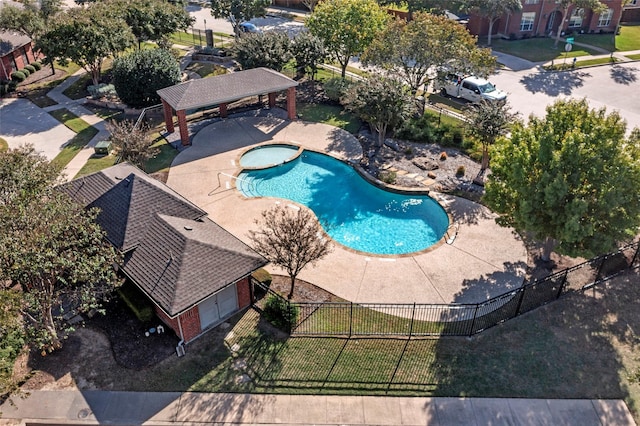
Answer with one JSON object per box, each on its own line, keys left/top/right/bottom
{"left": 252, "top": 241, "right": 640, "bottom": 337}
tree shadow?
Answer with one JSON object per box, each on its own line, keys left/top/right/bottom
{"left": 429, "top": 269, "right": 639, "bottom": 423}
{"left": 442, "top": 194, "right": 493, "bottom": 226}
{"left": 610, "top": 65, "right": 638, "bottom": 85}
{"left": 325, "top": 127, "right": 363, "bottom": 160}
{"left": 519, "top": 69, "right": 590, "bottom": 96}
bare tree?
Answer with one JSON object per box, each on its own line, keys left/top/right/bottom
{"left": 249, "top": 205, "right": 332, "bottom": 299}
{"left": 106, "top": 120, "right": 159, "bottom": 171}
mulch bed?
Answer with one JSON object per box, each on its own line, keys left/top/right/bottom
{"left": 85, "top": 296, "right": 179, "bottom": 370}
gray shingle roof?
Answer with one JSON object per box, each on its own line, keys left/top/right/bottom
{"left": 61, "top": 163, "right": 206, "bottom": 251}
{"left": 124, "top": 214, "right": 267, "bottom": 316}
{"left": 157, "top": 67, "right": 298, "bottom": 111}
{"left": 60, "top": 163, "right": 267, "bottom": 317}
{"left": 0, "top": 31, "right": 32, "bottom": 57}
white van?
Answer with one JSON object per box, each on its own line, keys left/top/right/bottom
{"left": 437, "top": 73, "right": 507, "bottom": 103}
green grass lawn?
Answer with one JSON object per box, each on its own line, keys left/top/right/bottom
{"left": 185, "top": 62, "right": 228, "bottom": 78}
{"left": 96, "top": 269, "right": 639, "bottom": 424}
{"left": 616, "top": 24, "right": 640, "bottom": 51}
{"left": 75, "top": 135, "right": 178, "bottom": 178}
{"left": 627, "top": 53, "right": 640, "bottom": 60}
{"left": 48, "top": 109, "right": 98, "bottom": 169}
{"left": 297, "top": 102, "right": 361, "bottom": 134}
{"left": 490, "top": 38, "right": 602, "bottom": 62}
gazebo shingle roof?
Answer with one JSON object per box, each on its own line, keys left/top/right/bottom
{"left": 157, "top": 67, "right": 298, "bottom": 111}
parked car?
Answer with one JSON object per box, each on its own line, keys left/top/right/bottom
{"left": 437, "top": 73, "right": 507, "bottom": 103}
{"left": 239, "top": 22, "right": 262, "bottom": 34}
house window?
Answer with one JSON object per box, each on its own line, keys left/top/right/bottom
{"left": 520, "top": 12, "right": 535, "bottom": 31}
{"left": 598, "top": 8, "right": 613, "bottom": 26}
{"left": 568, "top": 9, "right": 583, "bottom": 28}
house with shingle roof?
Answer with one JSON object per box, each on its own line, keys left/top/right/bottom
{"left": 61, "top": 162, "right": 267, "bottom": 345}
{"left": 0, "top": 1, "right": 41, "bottom": 80}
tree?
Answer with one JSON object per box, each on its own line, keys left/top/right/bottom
{"left": 209, "top": 0, "right": 270, "bottom": 39}
{"left": 0, "top": 3, "right": 43, "bottom": 38}
{"left": 362, "top": 12, "right": 496, "bottom": 96}
{"left": 249, "top": 205, "right": 332, "bottom": 300}
{"left": 464, "top": 99, "right": 519, "bottom": 172}
{"left": 0, "top": 147, "right": 121, "bottom": 353}
{"left": 484, "top": 98, "right": 640, "bottom": 262}
{"left": 105, "top": 120, "right": 159, "bottom": 170}
{"left": 291, "top": 31, "right": 326, "bottom": 80}
{"left": 341, "top": 75, "right": 416, "bottom": 148}
{"left": 232, "top": 31, "right": 292, "bottom": 71}
{"left": 552, "top": 0, "right": 606, "bottom": 47}
{"left": 36, "top": 7, "right": 135, "bottom": 85}
{"left": 300, "top": 0, "right": 319, "bottom": 12}
{"left": 106, "top": 0, "right": 193, "bottom": 48}
{"left": 112, "top": 47, "right": 181, "bottom": 108}
{"left": 463, "top": 0, "right": 522, "bottom": 46}
{"left": 307, "top": 0, "right": 388, "bottom": 78}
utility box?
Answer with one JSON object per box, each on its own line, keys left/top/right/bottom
{"left": 94, "top": 140, "right": 112, "bottom": 156}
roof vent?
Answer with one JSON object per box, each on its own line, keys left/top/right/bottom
{"left": 184, "top": 225, "right": 193, "bottom": 231}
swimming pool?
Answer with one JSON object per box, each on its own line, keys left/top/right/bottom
{"left": 237, "top": 149, "right": 450, "bottom": 255}
{"left": 239, "top": 144, "right": 301, "bottom": 168}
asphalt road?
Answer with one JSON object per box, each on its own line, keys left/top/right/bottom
{"left": 491, "top": 62, "right": 640, "bottom": 131}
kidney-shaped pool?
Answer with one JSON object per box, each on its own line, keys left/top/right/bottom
{"left": 237, "top": 147, "right": 449, "bottom": 255}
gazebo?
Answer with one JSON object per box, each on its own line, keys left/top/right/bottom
{"left": 157, "top": 67, "right": 298, "bottom": 146}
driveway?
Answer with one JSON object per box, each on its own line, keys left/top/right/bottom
{"left": 0, "top": 98, "right": 75, "bottom": 161}
{"left": 166, "top": 112, "right": 528, "bottom": 305}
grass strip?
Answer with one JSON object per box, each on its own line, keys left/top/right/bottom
{"left": 49, "top": 109, "right": 98, "bottom": 169}
{"left": 297, "top": 102, "right": 361, "bottom": 134}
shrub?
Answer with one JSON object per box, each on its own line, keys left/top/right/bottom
{"left": 324, "top": 77, "right": 352, "bottom": 103}
{"left": 20, "top": 68, "right": 30, "bottom": 77}
{"left": 439, "top": 151, "right": 447, "bottom": 161}
{"left": 233, "top": 31, "right": 292, "bottom": 72}
{"left": 24, "top": 64, "right": 36, "bottom": 74}
{"left": 456, "top": 165, "right": 465, "bottom": 177}
{"left": 10, "top": 71, "right": 26, "bottom": 82}
{"left": 379, "top": 170, "right": 396, "bottom": 184}
{"left": 252, "top": 268, "right": 272, "bottom": 286}
{"left": 118, "top": 282, "right": 154, "bottom": 323}
{"left": 112, "top": 48, "right": 181, "bottom": 108}
{"left": 32, "top": 61, "right": 42, "bottom": 71}
{"left": 263, "top": 294, "right": 298, "bottom": 331}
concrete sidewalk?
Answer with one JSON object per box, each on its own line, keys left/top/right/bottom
{"left": 0, "top": 390, "right": 635, "bottom": 425}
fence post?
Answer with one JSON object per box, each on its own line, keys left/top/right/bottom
{"left": 556, "top": 270, "right": 569, "bottom": 298}
{"left": 287, "top": 300, "right": 292, "bottom": 334}
{"left": 630, "top": 242, "right": 640, "bottom": 269}
{"left": 349, "top": 302, "right": 353, "bottom": 338}
{"left": 593, "top": 254, "right": 607, "bottom": 285}
{"left": 469, "top": 304, "right": 480, "bottom": 336}
{"left": 514, "top": 287, "right": 526, "bottom": 316}
{"left": 408, "top": 302, "right": 416, "bottom": 338}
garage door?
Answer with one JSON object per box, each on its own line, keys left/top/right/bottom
{"left": 199, "top": 285, "right": 238, "bottom": 330}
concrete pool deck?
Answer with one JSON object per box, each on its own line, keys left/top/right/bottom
{"left": 166, "top": 112, "right": 528, "bottom": 305}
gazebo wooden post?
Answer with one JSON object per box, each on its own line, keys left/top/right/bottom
{"left": 176, "top": 110, "right": 189, "bottom": 146}
{"left": 162, "top": 100, "right": 175, "bottom": 133}
{"left": 268, "top": 92, "right": 276, "bottom": 108}
{"left": 286, "top": 87, "right": 296, "bottom": 120}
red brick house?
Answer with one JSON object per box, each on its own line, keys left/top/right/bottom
{"left": 61, "top": 163, "right": 267, "bottom": 349}
{"left": 467, "top": 0, "right": 626, "bottom": 40}
{"left": 621, "top": 0, "right": 640, "bottom": 23}
{"left": 0, "top": 30, "right": 39, "bottom": 81}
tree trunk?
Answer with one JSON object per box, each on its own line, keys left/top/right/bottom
{"left": 541, "top": 236, "right": 557, "bottom": 262}
{"left": 43, "top": 304, "right": 62, "bottom": 352}
{"left": 50, "top": 61, "right": 55, "bottom": 75}
{"left": 554, "top": 9, "right": 569, "bottom": 47}
{"left": 487, "top": 18, "right": 495, "bottom": 46}
{"left": 340, "top": 61, "right": 347, "bottom": 79}
{"left": 287, "top": 275, "right": 296, "bottom": 300}
{"left": 481, "top": 144, "right": 490, "bottom": 171}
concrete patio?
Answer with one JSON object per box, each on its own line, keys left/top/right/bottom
{"left": 166, "top": 112, "right": 528, "bottom": 305}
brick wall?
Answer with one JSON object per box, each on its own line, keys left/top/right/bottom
{"left": 236, "top": 277, "right": 251, "bottom": 308}
{"left": 1, "top": 43, "right": 39, "bottom": 80}
{"left": 155, "top": 305, "right": 201, "bottom": 343}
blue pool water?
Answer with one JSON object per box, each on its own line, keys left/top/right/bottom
{"left": 240, "top": 144, "right": 300, "bottom": 168}
{"left": 237, "top": 150, "right": 450, "bottom": 255}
